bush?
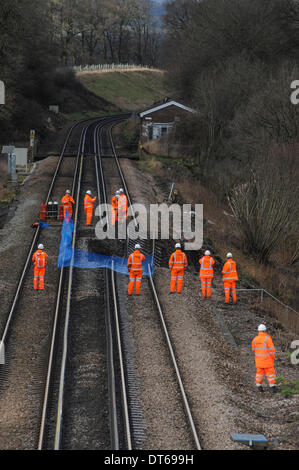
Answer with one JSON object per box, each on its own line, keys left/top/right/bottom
{"left": 228, "top": 147, "right": 299, "bottom": 262}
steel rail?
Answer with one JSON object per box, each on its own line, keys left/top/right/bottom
{"left": 53, "top": 121, "right": 91, "bottom": 449}
{"left": 107, "top": 121, "right": 202, "bottom": 450}
{"left": 37, "top": 121, "right": 89, "bottom": 450}
{"left": 148, "top": 268, "right": 202, "bottom": 450}
{"left": 0, "top": 117, "right": 102, "bottom": 348}
{"left": 39, "top": 115, "right": 127, "bottom": 450}
{"left": 96, "top": 119, "right": 133, "bottom": 450}
{"left": 94, "top": 119, "right": 119, "bottom": 449}
{"left": 0, "top": 120, "right": 79, "bottom": 346}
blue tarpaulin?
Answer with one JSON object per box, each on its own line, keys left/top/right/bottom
{"left": 57, "top": 210, "right": 154, "bottom": 275}
{"left": 57, "top": 210, "right": 74, "bottom": 268}
{"left": 39, "top": 221, "right": 52, "bottom": 229}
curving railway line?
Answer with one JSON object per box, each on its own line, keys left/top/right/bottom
{"left": 0, "top": 114, "right": 202, "bottom": 450}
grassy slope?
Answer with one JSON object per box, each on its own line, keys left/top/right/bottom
{"left": 77, "top": 69, "right": 168, "bottom": 112}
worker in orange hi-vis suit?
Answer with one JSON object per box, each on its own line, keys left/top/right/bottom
{"left": 32, "top": 244, "right": 48, "bottom": 290}
{"left": 118, "top": 188, "right": 128, "bottom": 223}
{"left": 111, "top": 191, "right": 119, "bottom": 226}
{"left": 252, "top": 324, "right": 277, "bottom": 393}
{"left": 199, "top": 250, "right": 215, "bottom": 298}
{"left": 61, "top": 189, "right": 75, "bottom": 219}
{"left": 169, "top": 243, "right": 188, "bottom": 294}
{"left": 222, "top": 252, "right": 239, "bottom": 304}
{"left": 127, "top": 244, "right": 146, "bottom": 295}
{"left": 84, "top": 190, "right": 97, "bottom": 226}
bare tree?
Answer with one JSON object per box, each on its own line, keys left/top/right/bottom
{"left": 228, "top": 147, "right": 299, "bottom": 263}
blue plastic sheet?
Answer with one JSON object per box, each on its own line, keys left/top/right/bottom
{"left": 72, "top": 250, "right": 154, "bottom": 275}
{"left": 57, "top": 211, "right": 74, "bottom": 268}
{"left": 39, "top": 221, "right": 52, "bottom": 229}
{"left": 57, "top": 210, "right": 154, "bottom": 275}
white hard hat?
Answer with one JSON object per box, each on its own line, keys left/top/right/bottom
{"left": 135, "top": 244, "right": 141, "bottom": 250}
{"left": 66, "top": 189, "right": 71, "bottom": 194}
{"left": 116, "top": 190, "right": 120, "bottom": 195}
{"left": 119, "top": 188, "right": 124, "bottom": 193}
{"left": 226, "top": 252, "right": 233, "bottom": 258}
{"left": 258, "top": 324, "right": 267, "bottom": 332}
{"left": 205, "top": 250, "right": 211, "bottom": 256}
{"left": 86, "top": 190, "right": 92, "bottom": 195}
{"left": 175, "top": 243, "right": 181, "bottom": 249}
{"left": 38, "top": 244, "right": 44, "bottom": 250}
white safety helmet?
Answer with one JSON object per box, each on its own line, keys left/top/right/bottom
{"left": 86, "top": 190, "right": 92, "bottom": 195}
{"left": 116, "top": 190, "right": 120, "bottom": 195}
{"left": 258, "top": 324, "right": 267, "bottom": 332}
{"left": 175, "top": 243, "right": 181, "bottom": 249}
{"left": 205, "top": 250, "right": 211, "bottom": 256}
{"left": 38, "top": 244, "right": 44, "bottom": 250}
{"left": 135, "top": 244, "right": 141, "bottom": 250}
{"left": 66, "top": 189, "right": 71, "bottom": 194}
{"left": 226, "top": 252, "right": 233, "bottom": 258}
{"left": 119, "top": 188, "right": 124, "bottom": 193}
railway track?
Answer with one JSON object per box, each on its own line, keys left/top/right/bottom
{"left": 0, "top": 113, "right": 202, "bottom": 450}
{"left": 38, "top": 116, "right": 131, "bottom": 450}
{"left": 96, "top": 120, "right": 202, "bottom": 450}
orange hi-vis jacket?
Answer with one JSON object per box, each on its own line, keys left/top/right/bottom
{"left": 127, "top": 250, "right": 146, "bottom": 273}
{"left": 118, "top": 194, "right": 128, "bottom": 221}
{"left": 222, "top": 259, "right": 238, "bottom": 281}
{"left": 32, "top": 249, "right": 48, "bottom": 268}
{"left": 169, "top": 249, "right": 188, "bottom": 270}
{"left": 252, "top": 332, "right": 276, "bottom": 369}
{"left": 112, "top": 196, "right": 118, "bottom": 211}
{"left": 61, "top": 194, "right": 75, "bottom": 211}
{"left": 84, "top": 194, "right": 96, "bottom": 213}
{"left": 199, "top": 255, "right": 215, "bottom": 278}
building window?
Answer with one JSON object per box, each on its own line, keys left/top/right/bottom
{"left": 148, "top": 125, "right": 153, "bottom": 140}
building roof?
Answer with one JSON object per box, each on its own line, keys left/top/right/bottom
{"left": 139, "top": 100, "right": 195, "bottom": 118}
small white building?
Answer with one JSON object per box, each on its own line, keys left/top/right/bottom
{"left": 139, "top": 100, "right": 195, "bottom": 143}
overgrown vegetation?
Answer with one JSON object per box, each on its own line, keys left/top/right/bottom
{"left": 162, "top": 0, "right": 299, "bottom": 263}
{"left": 0, "top": 0, "right": 160, "bottom": 142}
{"left": 277, "top": 377, "right": 299, "bottom": 397}
{"left": 228, "top": 148, "right": 299, "bottom": 263}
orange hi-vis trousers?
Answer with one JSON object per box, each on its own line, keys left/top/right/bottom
{"left": 170, "top": 268, "right": 185, "bottom": 293}
{"left": 63, "top": 205, "right": 73, "bottom": 218}
{"left": 200, "top": 277, "right": 213, "bottom": 298}
{"left": 34, "top": 267, "right": 46, "bottom": 290}
{"left": 128, "top": 270, "right": 142, "bottom": 295}
{"left": 84, "top": 195, "right": 96, "bottom": 226}
{"left": 223, "top": 280, "right": 237, "bottom": 303}
{"left": 112, "top": 208, "right": 117, "bottom": 226}
{"left": 84, "top": 207, "right": 93, "bottom": 225}
{"left": 255, "top": 366, "right": 276, "bottom": 386}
